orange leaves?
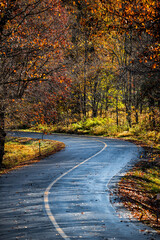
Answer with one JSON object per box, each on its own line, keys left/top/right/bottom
{"left": 115, "top": 0, "right": 159, "bottom": 35}
{"left": 0, "top": 0, "right": 71, "bottom": 105}
{"left": 152, "top": 63, "right": 157, "bottom": 69}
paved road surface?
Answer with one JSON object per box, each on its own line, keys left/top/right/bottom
{"left": 0, "top": 132, "right": 159, "bottom": 240}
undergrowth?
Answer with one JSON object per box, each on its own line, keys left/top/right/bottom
{"left": 1, "top": 137, "right": 65, "bottom": 174}
{"left": 119, "top": 151, "right": 160, "bottom": 232}
{"left": 29, "top": 116, "right": 160, "bottom": 150}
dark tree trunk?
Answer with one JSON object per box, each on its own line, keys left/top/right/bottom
{"left": 0, "top": 105, "right": 6, "bottom": 166}
{"left": 133, "top": 78, "right": 139, "bottom": 124}
{"left": 116, "top": 95, "right": 119, "bottom": 126}
{"left": 140, "top": 102, "right": 143, "bottom": 114}
{"left": 135, "top": 97, "right": 139, "bottom": 124}
{"left": 126, "top": 104, "right": 132, "bottom": 127}
{"left": 149, "top": 98, "right": 156, "bottom": 129}
{"left": 92, "top": 79, "right": 98, "bottom": 118}
{"left": 124, "top": 85, "right": 132, "bottom": 128}
{"left": 83, "top": 31, "right": 88, "bottom": 118}
{"left": 99, "top": 95, "right": 103, "bottom": 117}
{"left": 105, "top": 86, "right": 109, "bottom": 115}
{"left": 135, "top": 109, "right": 139, "bottom": 124}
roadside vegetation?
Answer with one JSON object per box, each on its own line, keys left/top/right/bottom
{"left": 28, "top": 112, "right": 160, "bottom": 150}
{"left": 119, "top": 152, "right": 160, "bottom": 233}
{"left": 0, "top": 137, "right": 65, "bottom": 175}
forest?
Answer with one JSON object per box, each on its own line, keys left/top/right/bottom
{"left": 0, "top": 0, "right": 160, "bottom": 165}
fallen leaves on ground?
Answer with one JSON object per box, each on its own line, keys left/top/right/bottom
{"left": 118, "top": 147, "right": 160, "bottom": 233}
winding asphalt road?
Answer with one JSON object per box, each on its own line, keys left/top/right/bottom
{"left": 0, "top": 132, "right": 159, "bottom": 240}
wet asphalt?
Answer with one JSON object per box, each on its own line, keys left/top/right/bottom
{"left": 0, "top": 132, "right": 159, "bottom": 240}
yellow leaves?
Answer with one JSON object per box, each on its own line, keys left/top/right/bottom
{"left": 0, "top": 2, "right": 5, "bottom": 8}
{"left": 152, "top": 63, "right": 157, "bottom": 69}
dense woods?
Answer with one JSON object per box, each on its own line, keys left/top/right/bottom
{"left": 0, "top": 0, "right": 160, "bottom": 165}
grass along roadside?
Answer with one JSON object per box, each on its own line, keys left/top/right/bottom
{"left": 24, "top": 117, "right": 160, "bottom": 150}
{"left": 0, "top": 136, "right": 65, "bottom": 175}
{"left": 118, "top": 145, "right": 160, "bottom": 233}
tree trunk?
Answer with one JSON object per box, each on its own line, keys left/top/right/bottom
{"left": 116, "top": 95, "right": 119, "bottom": 126}
{"left": 105, "top": 86, "right": 109, "bottom": 115}
{"left": 133, "top": 78, "right": 139, "bottom": 124}
{"left": 0, "top": 105, "right": 6, "bottom": 166}
{"left": 83, "top": 31, "right": 88, "bottom": 118}
{"left": 149, "top": 98, "right": 156, "bottom": 129}
{"left": 126, "top": 105, "right": 131, "bottom": 127}
{"left": 92, "top": 78, "right": 98, "bottom": 118}
{"left": 135, "top": 109, "right": 139, "bottom": 124}
{"left": 125, "top": 80, "right": 132, "bottom": 128}
{"left": 99, "top": 94, "right": 103, "bottom": 117}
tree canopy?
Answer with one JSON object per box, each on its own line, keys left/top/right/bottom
{"left": 0, "top": 0, "right": 160, "bottom": 165}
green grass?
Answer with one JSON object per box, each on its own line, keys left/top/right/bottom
{"left": 1, "top": 137, "right": 65, "bottom": 174}
{"left": 119, "top": 155, "right": 160, "bottom": 232}
{"left": 26, "top": 116, "right": 160, "bottom": 150}
{"left": 133, "top": 167, "right": 160, "bottom": 194}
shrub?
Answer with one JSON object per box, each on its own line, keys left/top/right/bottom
{"left": 82, "top": 118, "right": 101, "bottom": 130}
{"left": 118, "top": 131, "right": 134, "bottom": 138}
{"left": 91, "top": 126, "right": 107, "bottom": 135}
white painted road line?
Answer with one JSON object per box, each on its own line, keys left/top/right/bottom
{"left": 44, "top": 140, "right": 107, "bottom": 240}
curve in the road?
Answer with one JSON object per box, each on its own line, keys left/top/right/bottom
{"left": 1, "top": 132, "right": 159, "bottom": 240}
{"left": 44, "top": 140, "right": 107, "bottom": 240}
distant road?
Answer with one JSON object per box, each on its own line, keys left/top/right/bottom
{"left": 0, "top": 132, "right": 159, "bottom": 239}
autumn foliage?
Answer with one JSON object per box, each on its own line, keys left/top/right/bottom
{"left": 0, "top": 0, "right": 71, "bottom": 164}
{"left": 0, "top": 0, "right": 160, "bottom": 165}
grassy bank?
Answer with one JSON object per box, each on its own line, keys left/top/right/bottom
{"left": 0, "top": 136, "right": 65, "bottom": 175}
{"left": 119, "top": 149, "right": 160, "bottom": 233}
